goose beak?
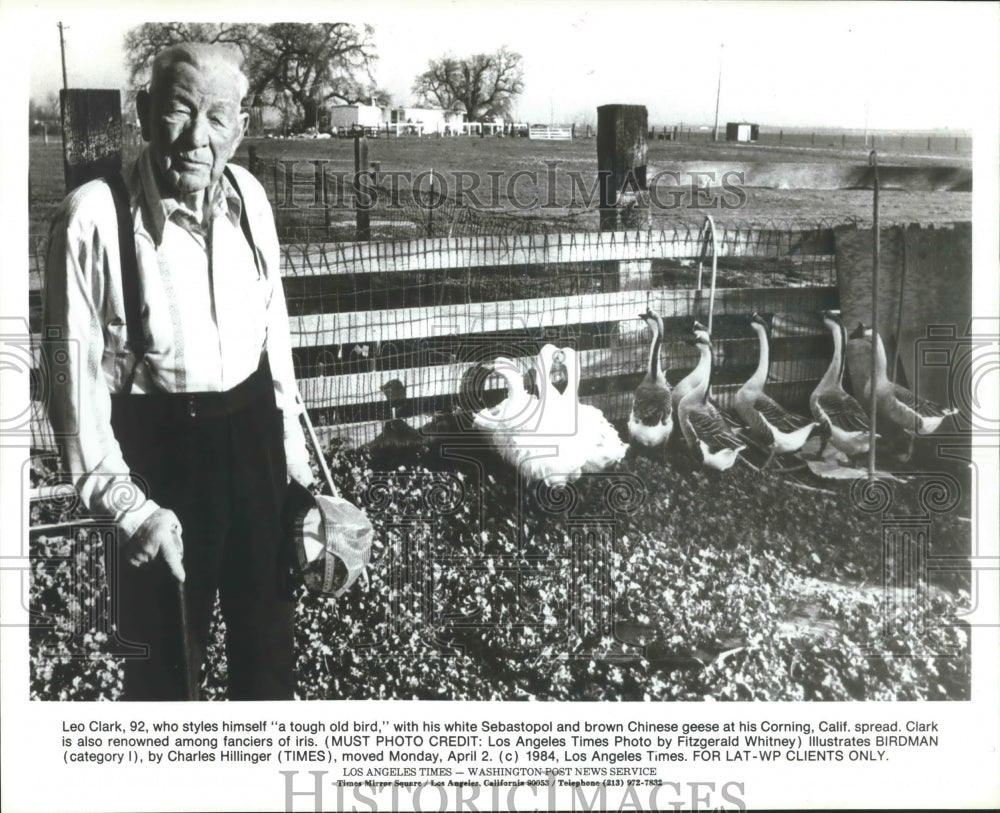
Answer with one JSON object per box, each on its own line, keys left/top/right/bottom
{"left": 751, "top": 312, "right": 768, "bottom": 328}
{"left": 848, "top": 322, "right": 867, "bottom": 340}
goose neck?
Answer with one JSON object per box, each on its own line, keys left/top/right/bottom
{"left": 750, "top": 323, "right": 769, "bottom": 385}
{"left": 871, "top": 331, "right": 888, "bottom": 384}
{"left": 647, "top": 323, "right": 663, "bottom": 380}
{"left": 819, "top": 319, "right": 844, "bottom": 389}
{"left": 693, "top": 344, "right": 713, "bottom": 403}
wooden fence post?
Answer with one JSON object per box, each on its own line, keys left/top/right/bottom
{"left": 60, "top": 89, "right": 122, "bottom": 192}
{"left": 597, "top": 104, "right": 650, "bottom": 291}
{"left": 322, "top": 165, "right": 331, "bottom": 239}
{"left": 354, "top": 133, "right": 370, "bottom": 241}
{"left": 597, "top": 104, "right": 649, "bottom": 230}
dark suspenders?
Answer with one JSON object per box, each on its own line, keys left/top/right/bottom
{"left": 223, "top": 165, "right": 262, "bottom": 278}
{"left": 104, "top": 166, "right": 260, "bottom": 390}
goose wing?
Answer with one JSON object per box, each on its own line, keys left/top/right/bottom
{"left": 891, "top": 383, "right": 952, "bottom": 418}
{"left": 754, "top": 393, "right": 813, "bottom": 433}
{"left": 689, "top": 403, "right": 745, "bottom": 451}
{"left": 736, "top": 393, "right": 774, "bottom": 444}
{"left": 817, "top": 390, "right": 870, "bottom": 432}
{"left": 632, "top": 381, "right": 671, "bottom": 426}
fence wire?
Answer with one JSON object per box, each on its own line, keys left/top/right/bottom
{"left": 278, "top": 217, "right": 842, "bottom": 434}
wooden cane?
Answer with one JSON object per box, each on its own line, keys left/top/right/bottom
{"left": 172, "top": 525, "right": 197, "bottom": 701}
{"left": 296, "top": 391, "right": 339, "bottom": 498}
{"left": 177, "top": 579, "right": 197, "bottom": 701}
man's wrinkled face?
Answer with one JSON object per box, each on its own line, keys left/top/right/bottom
{"left": 141, "top": 60, "right": 247, "bottom": 198}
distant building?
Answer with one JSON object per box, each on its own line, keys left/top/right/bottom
{"left": 725, "top": 122, "right": 760, "bottom": 143}
{"left": 389, "top": 107, "right": 465, "bottom": 134}
{"left": 329, "top": 103, "right": 387, "bottom": 132}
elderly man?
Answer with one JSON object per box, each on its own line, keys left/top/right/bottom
{"left": 44, "top": 43, "right": 313, "bottom": 700}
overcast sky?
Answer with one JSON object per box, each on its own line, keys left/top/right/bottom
{"left": 14, "top": 0, "right": 999, "bottom": 131}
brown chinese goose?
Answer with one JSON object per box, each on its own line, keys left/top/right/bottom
{"left": 736, "top": 313, "right": 819, "bottom": 469}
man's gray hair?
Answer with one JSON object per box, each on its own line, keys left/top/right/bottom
{"left": 149, "top": 42, "right": 250, "bottom": 102}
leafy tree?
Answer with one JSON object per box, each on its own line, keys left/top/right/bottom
{"left": 412, "top": 47, "right": 524, "bottom": 120}
{"left": 123, "top": 22, "right": 381, "bottom": 130}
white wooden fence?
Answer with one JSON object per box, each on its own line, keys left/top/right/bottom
{"left": 529, "top": 124, "right": 574, "bottom": 141}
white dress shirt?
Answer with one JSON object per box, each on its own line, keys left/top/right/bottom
{"left": 44, "top": 149, "right": 309, "bottom": 537}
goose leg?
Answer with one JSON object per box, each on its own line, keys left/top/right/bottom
{"left": 762, "top": 447, "right": 777, "bottom": 471}
{"left": 897, "top": 433, "right": 915, "bottom": 463}
{"left": 814, "top": 434, "right": 829, "bottom": 460}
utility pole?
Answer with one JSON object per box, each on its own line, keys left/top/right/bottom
{"left": 58, "top": 22, "right": 68, "bottom": 92}
{"left": 712, "top": 43, "right": 723, "bottom": 142}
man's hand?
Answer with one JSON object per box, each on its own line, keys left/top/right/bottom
{"left": 125, "top": 508, "right": 185, "bottom": 582}
{"left": 287, "top": 459, "right": 316, "bottom": 489}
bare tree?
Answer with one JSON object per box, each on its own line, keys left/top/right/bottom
{"left": 413, "top": 47, "right": 524, "bottom": 120}
{"left": 123, "top": 22, "right": 381, "bottom": 130}
{"left": 123, "top": 23, "right": 258, "bottom": 88}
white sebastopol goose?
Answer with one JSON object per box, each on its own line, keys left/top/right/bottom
{"left": 735, "top": 313, "right": 819, "bottom": 469}
{"left": 561, "top": 346, "right": 628, "bottom": 473}
{"left": 809, "top": 310, "right": 875, "bottom": 462}
{"left": 477, "top": 345, "right": 584, "bottom": 486}
{"left": 678, "top": 331, "right": 746, "bottom": 471}
{"left": 628, "top": 309, "right": 673, "bottom": 456}
{"left": 848, "top": 323, "right": 958, "bottom": 461}
{"left": 472, "top": 356, "right": 540, "bottom": 434}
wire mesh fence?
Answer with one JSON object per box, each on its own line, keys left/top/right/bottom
{"left": 278, "top": 223, "right": 841, "bottom": 440}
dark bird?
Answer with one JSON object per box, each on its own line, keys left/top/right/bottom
{"left": 628, "top": 309, "right": 673, "bottom": 457}
{"left": 678, "top": 331, "right": 746, "bottom": 471}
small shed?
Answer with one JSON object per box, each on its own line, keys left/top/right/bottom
{"left": 329, "top": 104, "right": 386, "bottom": 131}
{"left": 725, "top": 122, "right": 759, "bottom": 143}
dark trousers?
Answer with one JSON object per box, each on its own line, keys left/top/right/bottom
{"left": 110, "top": 358, "right": 294, "bottom": 700}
